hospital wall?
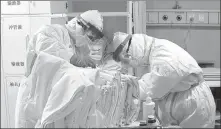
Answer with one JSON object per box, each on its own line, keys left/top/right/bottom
{"left": 146, "top": 0, "right": 220, "bottom": 68}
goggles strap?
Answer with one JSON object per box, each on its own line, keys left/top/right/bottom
{"left": 126, "top": 37, "right": 132, "bottom": 54}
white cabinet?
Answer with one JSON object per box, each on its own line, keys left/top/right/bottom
{"left": 1, "top": 17, "right": 29, "bottom": 75}
{"left": 1, "top": 15, "right": 67, "bottom": 129}
{"left": 1, "top": 51, "right": 8, "bottom": 128}
{"left": 5, "top": 76, "right": 23, "bottom": 128}
{"left": 1, "top": 1, "right": 68, "bottom": 14}
{"left": 1, "top": 1, "right": 68, "bottom": 128}
{"left": 1, "top": 1, "right": 30, "bottom": 14}
{"left": 29, "top": 1, "right": 68, "bottom": 14}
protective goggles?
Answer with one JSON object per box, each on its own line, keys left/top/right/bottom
{"left": 77, "top": 16, "right": 104, "bottom": 42}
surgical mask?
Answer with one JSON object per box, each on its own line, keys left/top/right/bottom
{"left": 88, "top": 39, "right": 104, "bottom": 61}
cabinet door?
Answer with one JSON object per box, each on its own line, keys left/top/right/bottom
{"left": 1, "top": 17, "right": 29, "bottom": 75}
{"left": 1, "top": 68, "right": 9, "bottom": 128}
{"left": 51, "top": 17, "right": 67, "bottom": 25}
{"left": 30, "top": 17, "right": 51, "bottom": 38}
{"left": 1, "top": 18, "right": 9, "bottom": 128}
{"left": 29, "top": 1, "right": 68, "bottom": 14}
{"left": 1, "top": 1, "right": 30, "bottom": 14}
{"left": 50, "top": 1, "right": 68, "bottom": 14}
{"left": 5, "top": 76, "right": 23, "bottom": 128}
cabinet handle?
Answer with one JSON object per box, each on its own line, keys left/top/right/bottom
{"left": 66, "top": 2, "right": 68, "bottom": 9}
{"left": 26, "top": 35, "right": 29, "bottom": 51}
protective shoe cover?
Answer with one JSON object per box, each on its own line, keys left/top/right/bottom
{"left": 112, "top": 32, "right": 216, "bottom": 128}
{"left": 15, "top": 52, "right": 140, "bottom": 128}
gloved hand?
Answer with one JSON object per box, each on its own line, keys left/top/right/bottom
{"left": 95, "top": 75, "right": 107, "bottom": 86}
{"left": 121, "top": 74, "right": 137, "bottom": 83}
{"left": 70, "top": 54, "right": 96, "bottom": 68}
{"left": 95, "top": 70, "right": 114, "bottom": 86}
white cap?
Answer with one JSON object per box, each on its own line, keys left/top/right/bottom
{"left": 80, "top": 10, "right": 103, "bottom": 32}
{"left": 67, "top": 10, "right": 103, "bottom": 32}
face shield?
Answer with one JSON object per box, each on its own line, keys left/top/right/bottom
{"left": 77, "top": 16, "right": 104, "bottom": 42}
{"left": 113, "top": 35, "right": 147, "bottom": 68}
{"left": 75, "top": 16, "right": 105, "bottom": 61}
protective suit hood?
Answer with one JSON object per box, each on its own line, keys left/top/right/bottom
{"left": 80, "top": 10, "right": 103, "bottom": 32}
{"left": 65, "top": 10, "right": 103, "bottom": 36}
{"left": 110, "top": 32, "right": 154, "bottom": 66}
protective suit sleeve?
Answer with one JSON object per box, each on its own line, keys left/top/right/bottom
{"left": 139, "top": 61, "right": 184, "bottom": 100}
{"left": 33, "top": 25, "right": 71, "bottom": 60}
{"left": 35, "top": 31, "right": 60, "bottom": 56}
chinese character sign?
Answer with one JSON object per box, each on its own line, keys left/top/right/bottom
{"left": 11, "top": 61, "right": 24, "bottom": 67}
{"left": 7, "top": 1, "right": 21, "bottom": 6}
{"left": 8, "top": 81, "right": 20, "bottom": 87}
{"left": 9, "top": 25, "right": 23, "bottom": 30}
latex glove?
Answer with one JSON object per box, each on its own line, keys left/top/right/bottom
{"left": 138, "top": 79, "right": 150, "bottom": 100}
{"left": 94, "top": 70, "right": 114, "bottom": 86}
{"left": 95, "top": 76, "right": 107, "bottom": 86}
{"left": 121, "top": 74, "right": 135, "bottom": 81}
{"left": 70, "top": 54, "right": 96, "bottom": 68}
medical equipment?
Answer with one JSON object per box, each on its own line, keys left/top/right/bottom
{"left": 143, "top": 97, "right": 155, "bottom": 121}
{"left": 121, "top": 116, "right": 162, "bottom": 129}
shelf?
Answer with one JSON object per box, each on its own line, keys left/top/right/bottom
{"left": 65, "top": 12, "right": 130, "bottom": 17}
{"left": 147, "top": 9, "right": 220, "bottom": 13}
{"left": 146, "top": 23, "right": 220, "bottom": 27}
{"left": 1, "top": 12, "right": 131, "bottom": 18}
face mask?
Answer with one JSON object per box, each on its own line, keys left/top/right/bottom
{"left": 88, "top": 40, "right": 104, "bottom": 61}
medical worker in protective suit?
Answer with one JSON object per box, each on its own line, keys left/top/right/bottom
{"left": 25, "top": 10, "right": 104, "bottom": 76}
{"left": 108, "top": 32, "right": 216, "bottom": 128}
{"left": 15, "top": 10, "right": 105, "bottom": 128}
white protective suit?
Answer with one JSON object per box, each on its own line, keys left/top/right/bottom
{"left": 15, "top": 10, "right": 140, "bottom": 127}
{"left": 15, "top": 52, "right": 140, "bottom": 128}
{"left": 111, "top": 32, "right": 216, "bottom": 128}
{"left": 25, "top": 10, "right": 103, "bottom": 76}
